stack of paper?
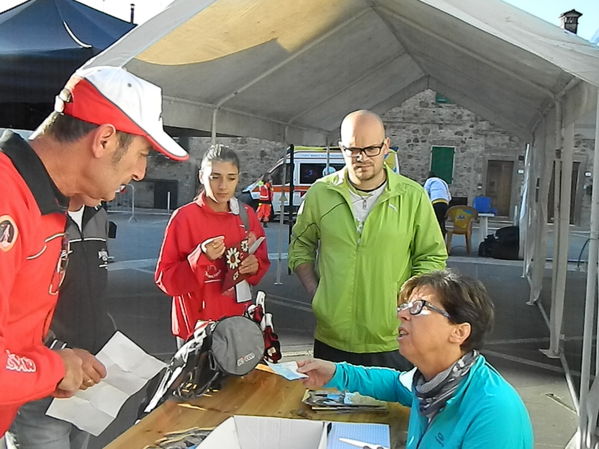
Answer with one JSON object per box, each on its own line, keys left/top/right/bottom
{"left": 302, "top": 390, "right": 387, "bottom": 413}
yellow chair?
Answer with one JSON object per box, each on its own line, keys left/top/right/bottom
{"left": 445, "top": 205, "right": 478, "bottom": 255}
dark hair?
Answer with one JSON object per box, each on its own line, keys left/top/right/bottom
{"left": 399, "top": 270, "right": 494, "bottom": 352}
{"left": 200, "top": 144, "right": 240, "bottom": 172}
{"left": 37, "top": 112, "right": 134, "bottom": 150}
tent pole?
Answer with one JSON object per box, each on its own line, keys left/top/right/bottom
{"left": 555, "top": 121, "right": 574, "bottom": 350}
{"left": 274, "top": 127, "right": 290, "bottom": 285}
{"left": 546, "top": 120, "right": 573, "bottom": 354}
{"left": 521, "top": 143, "right": 532, "bottom": 277}
{"left": 578, "top": 90, "right": 599, "bottom": 448}
{"left": 528, "top": 125, "right": 550, "bottom": 305}
{"left": 545, "top": 102, "right": 565, "bottom": 358}
{"left": 211, "top": 108, "right": 218, "bottom": 146}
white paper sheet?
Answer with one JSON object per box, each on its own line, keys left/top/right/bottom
{"left": 266, "top": 361, "right": 308, "bottom": 380}
{"left": 46, "top": 331, "right": 166, "bottom": 436}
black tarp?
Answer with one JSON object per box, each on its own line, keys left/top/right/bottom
{"left": 0, "top": 0, "right": 135, "bottom": 128}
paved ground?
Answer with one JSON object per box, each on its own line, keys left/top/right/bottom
{"left": 86, "top": 210, "right": 584, "bottom": 448}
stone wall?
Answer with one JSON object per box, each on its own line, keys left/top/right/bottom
{"left": 185, "top": 136, "right": 287, "bottom": 196}
{"left": 383, "top": 89, "right": 525, "bottom": 215}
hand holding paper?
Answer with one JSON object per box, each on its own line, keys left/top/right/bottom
{"left": 46, "top": 332, "right": 166, "bottom": 436}
{"left": 201, "top": 236, "right": 225, "bottom": 261}
{"left": 266, "top": 361, "right": 308, "bottom": 381}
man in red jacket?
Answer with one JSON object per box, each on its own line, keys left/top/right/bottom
{"left": 0, "top": 66, "right": 188, "bottom": 440}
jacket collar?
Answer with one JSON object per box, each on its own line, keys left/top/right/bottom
{"left": 440, "top": 354, "right": 485, "bottom": 409}
{"left": 326, "top": 165, "right": 405, "bottom": 198}
{"left": 194, "top": 191, "right": 241, "bottom": 215}
{"left": 0, "top": 130, "right": 68, "bottom": 215}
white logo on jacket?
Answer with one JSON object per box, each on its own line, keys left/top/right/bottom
{"left": 5, "top": 350, "right": 36, "bottom": 373}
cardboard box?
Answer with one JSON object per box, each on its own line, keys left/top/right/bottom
{"left": 197, "top": 415, "right": 390, "bottom": 449}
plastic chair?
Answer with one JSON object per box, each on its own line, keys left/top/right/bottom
{"left": 473, "top": 196, "right": 497, "bottom": 215}
{"left": 445, "top": 206, "right": 478, "bottom": 255}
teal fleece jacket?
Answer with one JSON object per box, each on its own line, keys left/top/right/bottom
{"left": 327, "top": 356, "right": 534, "bottom": 449}
{"left": 288, "top": 166, "right": 447, "bottom": 352}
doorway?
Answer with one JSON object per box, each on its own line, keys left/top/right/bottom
{"left": 548, "top": 161, "right": 580, "bottom": 224}
{"left": 486, "top": 160, "right": 513, "bottom": 216}
{"left": 154, "top": 180, "right": 178, "bottom": 210}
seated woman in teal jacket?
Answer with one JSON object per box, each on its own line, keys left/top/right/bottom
{"left": 298, "top": 270, "right": 533, "bottom": 449}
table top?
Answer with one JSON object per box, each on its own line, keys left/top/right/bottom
{"left": 105, "top": 366, "right": 409, "bottom": 449}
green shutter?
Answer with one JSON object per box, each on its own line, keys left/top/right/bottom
{"left": 430, "top": 146, "right": 455, "bottom": 184}
{"left": 435, "top": 93, "right": 453, "bottom": 104}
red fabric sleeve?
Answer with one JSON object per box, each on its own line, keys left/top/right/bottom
{"left": 155, "top": 209, "right": 204, "bottom": 296}
{"left": 244, "top": 205, "right": 271, "bottom": 285}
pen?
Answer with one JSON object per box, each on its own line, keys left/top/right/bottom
{"left": 338, "top": 437, "right": 389, "bottom": 449}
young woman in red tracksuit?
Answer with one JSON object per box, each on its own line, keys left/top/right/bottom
{"left": 155, "top": 145, "right": 270, "bottom": 343}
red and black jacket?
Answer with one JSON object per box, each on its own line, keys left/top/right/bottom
{"left": 0, "top": 131, "right": 68, "bottom": 435}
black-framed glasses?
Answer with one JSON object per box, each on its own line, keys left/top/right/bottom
{"left": 397, "top": 299, "right": 451, "bottom": 319}
{"left": 49, "top": 234, "right": 70, "bottom": 296}
{"left": 339, "top": 141, "right": 386, "bottom": 158}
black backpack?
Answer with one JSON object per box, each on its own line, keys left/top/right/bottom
{"left": 143, "top": 315, "right": 265, "bottom": 413}
{"left": 142, "top": 292, "right": 282, "bottom": 414}
{"left": 478, "top": 226, "right": 519, "bottom": 260}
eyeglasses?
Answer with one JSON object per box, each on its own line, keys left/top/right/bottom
{"left": 339, "top": 141, "right": 385, "bottom": 158}
{"left": 397, "top": 299, "right": 451, "bottom": 319}
{"left": 49, "top": 234, "right": 70, "bottom": 296}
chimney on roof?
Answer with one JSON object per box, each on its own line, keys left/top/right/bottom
{"left": 559, "top": 9, "right": 582, "bottom": 34}
{"left": 130, "top": 3, "right": 135, "bottom": 24}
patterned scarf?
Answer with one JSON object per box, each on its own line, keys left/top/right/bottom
{"left": 413, "top": 350, "right": 479, "bottom": 421}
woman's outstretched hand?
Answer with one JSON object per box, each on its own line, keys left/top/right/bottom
{"left": 296, "top": 358, "right": 336, "bottom": 388}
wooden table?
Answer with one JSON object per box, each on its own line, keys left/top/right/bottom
{"left": 106, "top": 366, "right": 409, "bottom": 449}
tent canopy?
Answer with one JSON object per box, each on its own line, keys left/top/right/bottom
{"left": 0, "top": 0, "right": 134, "bottom": 107}
{"left": 86, "top": 0, "right": 599, "bottom": 144}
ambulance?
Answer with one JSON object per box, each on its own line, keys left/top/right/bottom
{"left": 240, "top": 145, "right": 399, "bottom": 215}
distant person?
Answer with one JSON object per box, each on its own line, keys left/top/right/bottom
{"left": 9, "top": 199, "right": 114, "bottom": 449}
{"left": 298, "top": 270, "right": 534, "bottom": 449}
{"left": 155, "top": 145, "right": 270, "bottom": 346}
{"left": 0, "top": 65, "right": 187, "bottom": 440}
{"left": 424, "top": 172, "right": 451, "bottom": 236}
{"left": 289, "top": 110, "right": 447, "bottom": 370}
{"left": 256, "top": 173, "right": 274, "bottom": 227}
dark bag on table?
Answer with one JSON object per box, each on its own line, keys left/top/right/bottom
{"left": 142, "top": 291, "right": 282, "bottom": 414}
{"left": 143, "top": 315, "right": 264, "bottom": 414}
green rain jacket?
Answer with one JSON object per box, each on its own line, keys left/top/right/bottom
{"left": 289, "top": 166, "right": 447, "bottom": 353}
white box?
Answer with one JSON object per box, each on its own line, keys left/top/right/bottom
{"left": 197, "top": 416, "right": 390, "bottom": 449}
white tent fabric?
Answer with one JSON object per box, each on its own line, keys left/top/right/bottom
{"left": 84, "top": 0, "right": 599, "bottom": 445}
{"left": 85, "top": 0, "right": 599, "bottom": 142}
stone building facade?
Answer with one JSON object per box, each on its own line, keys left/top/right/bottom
{"left": 117, "top": 89, "right": 595, "bottom": 226}
{"left": 382, "top": 89, "right": 526, "bottom": 218}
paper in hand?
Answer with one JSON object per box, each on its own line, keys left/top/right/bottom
{"left": 266, "top": 361, "right": 308, "bottom": 381}
{"left": 46, "top": 332, "right": 166, "bottom": 436}
{"left": 248, "top": 236, "right": 265, "bottom": 254}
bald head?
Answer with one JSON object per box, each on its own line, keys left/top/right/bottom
{"left": 340, "top": 110, "right": 386, "bottom": 148}
{"left": 339, "top": 110, "right": 390, "bottom": 189}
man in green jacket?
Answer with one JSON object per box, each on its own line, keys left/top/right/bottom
{"left": 289, "top": 110, "right": 447, "bottom": 370}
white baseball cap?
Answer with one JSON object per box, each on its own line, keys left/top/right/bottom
{"left": 54, "top": 66, "right": 188, "bottom": 161}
